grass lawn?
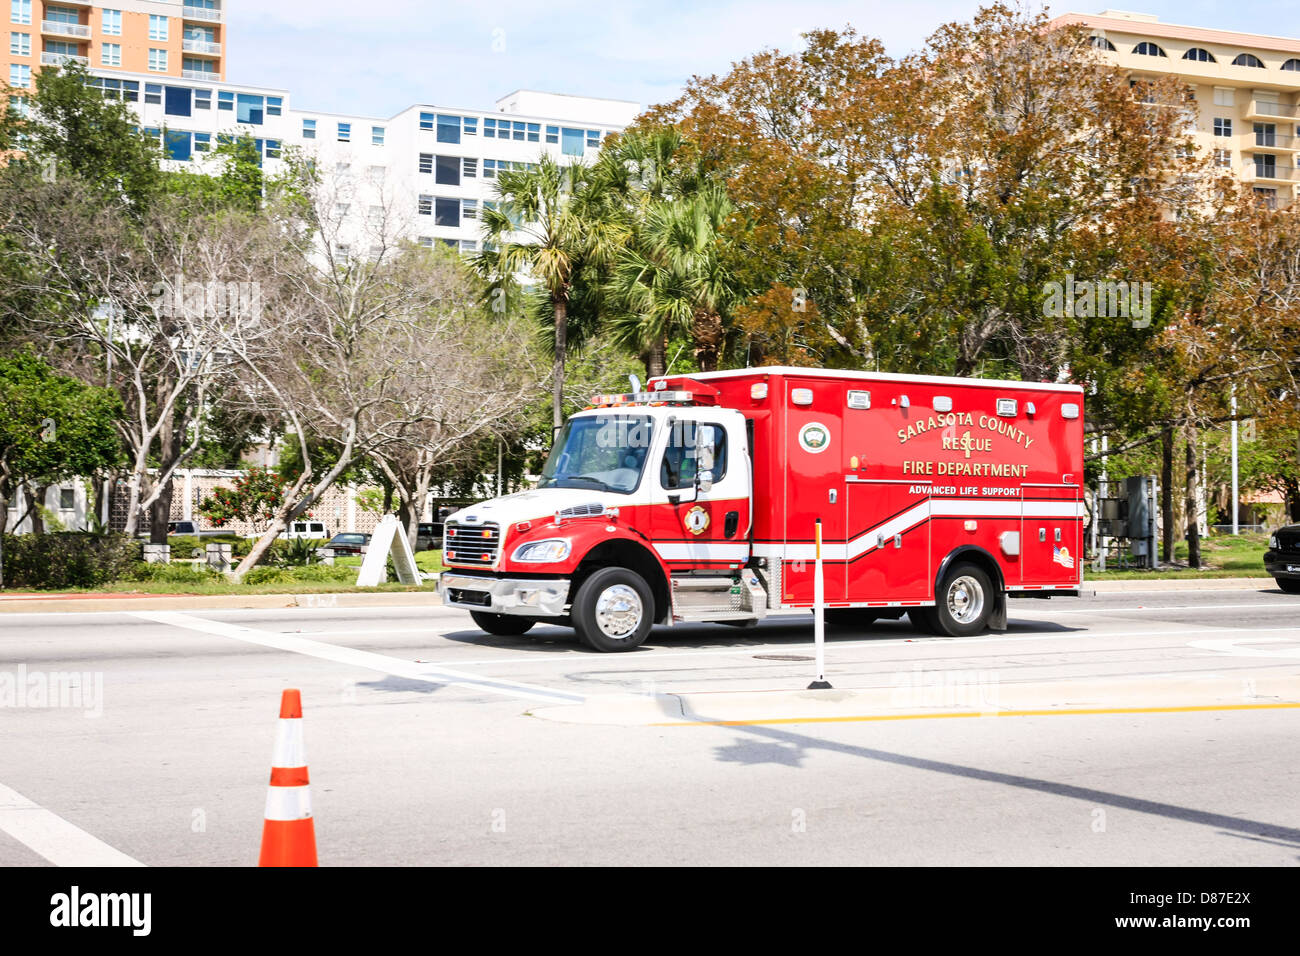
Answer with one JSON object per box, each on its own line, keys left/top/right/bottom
{"left": 1086, "top": 531, "right": 1271, "bottom": 579}
{"left": 0, "top": 550, "right": 447, "bottom": 596}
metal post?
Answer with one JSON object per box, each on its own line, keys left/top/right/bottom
{"left": 809, "top": 518, "right": 831, "bottom": 690}
{"left": 1231, "top": 389, "right": 1239, "bottom": 535}
{"left": 1098, "top": 435, "right": 1109, "bottom": 573}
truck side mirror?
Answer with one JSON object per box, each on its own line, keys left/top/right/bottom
{"left": 697, "top": 469, "right": 714, "bottom": 494}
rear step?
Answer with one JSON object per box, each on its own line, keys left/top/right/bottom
{"left": 671, "top": 570, "right": 767, "bottom": 624}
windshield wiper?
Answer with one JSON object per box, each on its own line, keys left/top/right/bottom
{"left": 568, "top": 475, "right": 611, "bottom": 490}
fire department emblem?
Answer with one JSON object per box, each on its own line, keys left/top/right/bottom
{"left": 683, "top": 505, "right": 710, "bottom": 535}
{"left": 799, "top": 422, "right": 831, "bottom": 454}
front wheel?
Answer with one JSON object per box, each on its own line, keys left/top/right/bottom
{"left": 572, "top": 567, "right": 654, "bottom": 652}
{"left": 469, "top": 610, "right": 535, "bottom": 636}
{"left": 920, "top": 563, "right": 994, "bottom": 637}
{"left": 1275, "top": 578, "right": 1300, "bottom": 594}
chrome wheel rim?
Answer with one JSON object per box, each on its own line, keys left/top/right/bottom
{"left": 946, "top": 575, "right": 984, "bottom": 625}
{"left": 594, "top": 584, "right": 643, "bottom": 639}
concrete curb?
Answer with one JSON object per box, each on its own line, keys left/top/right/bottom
{"left": 1081, "top": 577, "right": 1274, "bottom": 593}
{"left": 0, "top": 591, "right": 445, "bottom": 614}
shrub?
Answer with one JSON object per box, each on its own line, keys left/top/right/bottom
{"left": 1, "top": 533, "right": 142, "bottom": 589}
{"left": 243, "top": 564, "right": 354, "bottom": 586}
{"left": 128, "top": 562, "right": 221, "bottom": 585}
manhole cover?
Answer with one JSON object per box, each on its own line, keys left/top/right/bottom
{"left": 753, "top": 654, "right": 814, "bottom": 662}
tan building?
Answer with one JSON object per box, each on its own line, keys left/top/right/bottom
{"left": 4, "top": 0, "right": 223, "bottom": 94}
{"left": 1052, "top": 10, "right": 1300, "bottom": 208}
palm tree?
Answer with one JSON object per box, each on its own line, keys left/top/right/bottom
{"left": 608, "top": 183, "right": 740, "bottom": 376}
{"left": 476, "top": 155, "right": 627, "bottom": 438}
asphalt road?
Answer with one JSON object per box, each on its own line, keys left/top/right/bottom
{"left": 1, "top": 586, "right": 1298, "bottom": 866}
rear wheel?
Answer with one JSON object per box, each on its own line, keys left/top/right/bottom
{"left": 572, "top": 567, "right": 654, "bottom": 652}
{"left": 922, "top": 563, "right": 994, "bottom": 637}
{"left": 469, "top": 611, "right": 535, "bottom": 636}
{"left": 1276, "top": 578, "right": 1300, "bottom": 594}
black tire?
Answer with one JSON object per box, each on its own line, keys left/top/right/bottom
{"left": 571, "top": 567, "right": 654, "bottom": 652}
{"left": 1276, "top": 578, "right": 1300, "bottom": 594}
{"left": 927, "top": 562, "right": 995, "bottom": 637}
{"left": 469, "top": 611, "right": 535, "bottom": 636}
{"left": 824, "top": 608, "right": 878, "bottom": 630}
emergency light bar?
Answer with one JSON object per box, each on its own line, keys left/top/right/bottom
{"left": 589, "top": 390, "right": 702, "bottom": 407}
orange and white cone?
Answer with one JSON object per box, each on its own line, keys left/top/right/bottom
{"left": 258, "top": 689, "right": 318, "bottom": 867}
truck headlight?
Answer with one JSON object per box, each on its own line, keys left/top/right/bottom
{"left": 1269, "top": 534, "right": 1278, "bottom": 549}
{"left": 512, "top": 539, "right": 571, "bottom": 563}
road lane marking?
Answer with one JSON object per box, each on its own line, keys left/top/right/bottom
{"left": 654, "top": 701, "right": 1300, "bottom": 727}
{"left": 1188, "top": 636, "right": 1300, "bottom": 659}
{"left": 129, "top": 611, "right": 584, "bottom": 705}
{"left": 0, "top": 782, "right": 144, "bottom": 867}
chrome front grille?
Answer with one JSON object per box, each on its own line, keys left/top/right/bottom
{"left": 444, "top": 522, "right": 501, "bottom": 566}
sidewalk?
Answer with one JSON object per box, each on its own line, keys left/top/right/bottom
{"left": 0, "top": 591, "right": 445, "bottom": 613}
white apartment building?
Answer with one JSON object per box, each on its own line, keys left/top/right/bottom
{"left": 81, "top": 67, "right": 641, "bottom": 255}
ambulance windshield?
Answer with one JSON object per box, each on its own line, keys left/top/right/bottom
{"left": 540, "top": 414, "right": 654, "bottom": 494}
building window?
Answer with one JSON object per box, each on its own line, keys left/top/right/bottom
{"left": 266, "top": 97, "right": 282, "bottom": 116}
{"left": 527, "top": 122, "right": 540, "bottom": 142}
{"left": 1133, "top": 42, "right": 1167, "bottom": 57}
{"left": 194, "top": 88, "right": 211, "bottom": 110}
{"left": 334, "top": 202, "right": 350, "bottom": 219}
{"left": 102, "top": 8, "right": 121, "bottom": 35}
{"left": 1213, "top": 148, "right": 1232, "bottom": 168}
{"left": 1213, "top": 88, "right": 1235, "bottom": 107}
{"left": 144, "top": 83, "right": 162, "bottom": 105}
{"left": 1214, "top": 117, "right": 1233, "bottom": 137}
{"left": 587, "top": 130, "right": 601, "bottom": 149}
{"left": 545, "top": 125, "right": 558, "bottom": 144}
{"left": 435, "top": 198, "right": 460, "bottom": 227}
{"left": 148, "top": 49, "right": 168, "bottom": 72}
{"left": 418, "top": 194, "right": 432, "bottom": 216}
{"left": 437, "top": 115, "right": 461, "bottom": 144}
{"left": 302, "top": 118, "right": 316, "bottom": 139}
{"left": 9, "top": 63, "right": 30, "bottom": 88}
{"left": 1283, "top": 58, "right": 1300, "bottom": 72}
{"left": 337, "top": 122, "right": 351, "bottom": 142}
{"left": 334, "top": 161, "right": 351, "bottom": 175}
{"left": 165, "top": 129, "right": 191, "bottom": 162}
{"left": 1255, "top": 123, "right": 1278, "bottom": 147}
{"left": 372, "top": 125, "right": 385, "bottom": 146}
{"left": 418, "top": 152, "right": 433, "bottom": 174}
{"left": 483, "top": 118, "right": 498, "bottom": 138}
{"left": 165, "top": 85, "right": 191, "bottom": 116}
{"left": 419, "top": 111, "right": 434, "bottom": 130}
{"left": 463, "top": 117, "right": 477, "bottom": 136}
{"left": 149, "top": 15, "right": 168, "bottom": 42}
{"left": 462, "top": 157, "right": 477, "bottom": 178}
{"left": 237, "top": 94, "right": 264, "bottom": 124}
{"left": 561, "top": 128, "right": 585, "bottom": 156}
{"left": 462, "top": 199, "right": 477, "bottom": 220}
{"left": 417, "top": 237, "right": 433, "bottom": 248}
{"left": 1090, "top": 35, "right": 1116, "bottom": 52}
{"left": 1182, "top": 47, "right": 1215, "bottom": 63}
{"left": 483, "top": 158, "right": 499, "bottom": 178}
{"left": 194, "top": 132, "right": 211, "bottom": 152}
{"left": 58, "top": 488, "right": 75, "bottom": 511}
{"left": 10, "top": 0, "right": 30, "bottom": 26}
{"left": 9, "top": 31, "right": 29, "bottom": 56}
{"left": 265, "top": 139, "right": 281, "bottom": 159}
{"left": 460, "top": 240, "right": 477, "bottom": 253}
{"left": 366, "top": 165, "right": 385, "bottom": 182}
{"left": 435, "top": 154, "right": 459, "bottom": 186}
{"left": 218, "top": 90, "right": 233, "bottom": 111}
{"left": 1232, "top": 53, "right": 1264, "bottom": 68}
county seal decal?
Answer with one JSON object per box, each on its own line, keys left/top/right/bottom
{"left": 683, "top": 505, "right": 710, "bottom": 535}
{"left": 798, "top": 422, "right": 831, "bottom": 454}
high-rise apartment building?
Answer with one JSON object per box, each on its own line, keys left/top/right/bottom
{"left": 4, "top": 0, "right": 224, "bottom": 94}
{"left": 1052, "top": 10, "right": 1300, "bottom": 208}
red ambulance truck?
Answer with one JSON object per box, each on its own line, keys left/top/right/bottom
{"left": 439, "top": 367, "right": 1085, "bottom": 651}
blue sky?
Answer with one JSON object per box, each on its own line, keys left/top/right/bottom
{"left": 226, "top": 2, "right": 1300, "bottom": 119}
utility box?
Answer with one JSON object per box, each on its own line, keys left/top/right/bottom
{"left": 1126, "top": 475, "right": 1157, "bottom": 565}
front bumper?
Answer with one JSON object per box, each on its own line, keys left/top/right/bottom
{"left": 1264, "top": 551, "right": 1300, "bottom": 579}
{"left": 439, "top": 573, "right": 570, "bottom": 618}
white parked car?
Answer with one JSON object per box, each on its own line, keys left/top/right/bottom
{"left": 286, "top": 521, "right": 330, "bottom": 540}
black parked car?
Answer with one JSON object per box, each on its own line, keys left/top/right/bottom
{"left": 1264, "top": 525, "right": 1300, "bottom": 593}
{"left": 322, "top": 532, "right": 370, "bottom": 556}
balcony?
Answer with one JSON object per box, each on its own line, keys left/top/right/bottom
{"left": 181, "top": 69, "right": 219, "bottom": 81}
{"left": 40, "top": 20, "right": 90, "bottom": 39}
{"left": 40, "top": 51, "right": 89, "bottom": 67}
{"left": 181, "top": 39, "right": 222, "bottom": 56}
{"left": 1252, "top": 131, "right": 1299, "bottom": 153}
{"left": 182, "top": 6, "right": 223, "bottom": 22}
{"left": 1243, "top": 160, "right": 1300, "bottom": 184}
{"left": 1245, "top": 99, "right": 1300, "bottom": 121}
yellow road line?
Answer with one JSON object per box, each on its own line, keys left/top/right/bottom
{"left": 654, "top": 701, "right": 1300, "bottom": 727}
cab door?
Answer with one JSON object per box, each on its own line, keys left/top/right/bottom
{"left": 646, "top": 411, "right": 751, "bottom": 572}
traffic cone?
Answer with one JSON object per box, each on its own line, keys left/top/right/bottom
{"left": 258, "top": 689, "right": 318, "bottom": 867}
